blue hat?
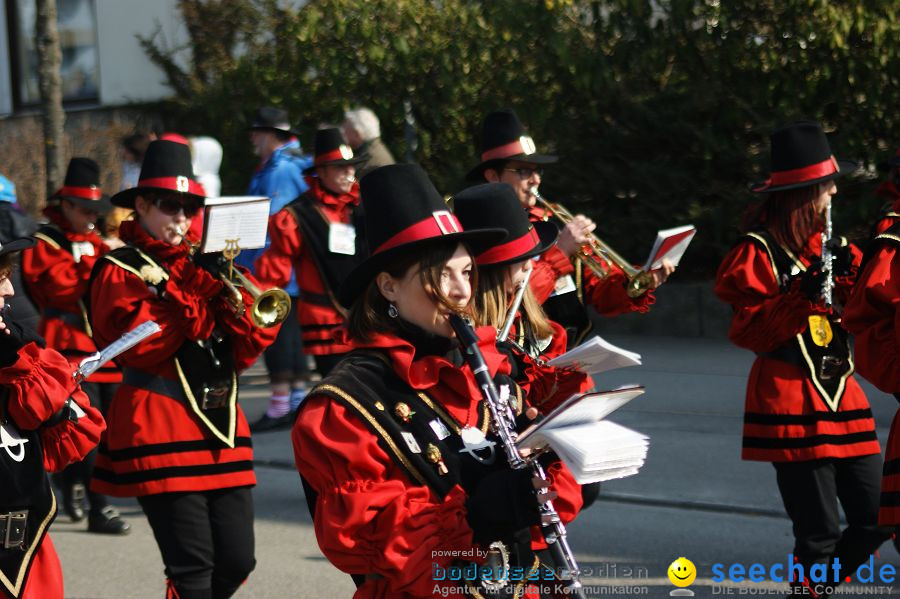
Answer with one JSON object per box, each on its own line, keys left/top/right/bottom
{"left": 0, "top": 175, "right": 16, "bottom": 204}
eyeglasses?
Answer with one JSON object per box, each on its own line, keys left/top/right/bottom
{"left": 504, "top": 167, "right": 543, "bottom": 180}
{"left": 153, "top": 196, "right": 202, "bottom": 218}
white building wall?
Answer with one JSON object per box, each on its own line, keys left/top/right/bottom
{"left": 0, "top": 6, "right": 13, "bottom": 115}
{"left": 95, "top": 0, "right": 188, "bottom": 106}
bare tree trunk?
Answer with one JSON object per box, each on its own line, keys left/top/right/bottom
{"left": 36, "top": 0, "right": 65, "bottom": 197}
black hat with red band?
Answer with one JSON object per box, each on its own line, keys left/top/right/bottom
{"left": 0, "top": 236, "right": 36, "bottom": 259}
{"left": 111, "top": 140, "right": 207, "bottom": 208}
{"left": 466, "top": 109, "right": 558, "bottom": 182}
{"left": 51, "top": 157, "right": 112, "bottom": 214}
{"left": 337, "top": 164, "right": 507, "bottom": 308}
{"left": 302, "top": 127, "right": 366, "bottom": 175}
{"left": 751, "top": 120, "right": 857, "bottom": 193}
{"left": 453, "top": 183, "right": 557, "bottom": 267}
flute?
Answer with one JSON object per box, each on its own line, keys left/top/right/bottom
{"left": 821, "top": 201, "right": 834, "bottom": 307}
{"left": 497, "top": 267, "right": 533, "bottom": 343}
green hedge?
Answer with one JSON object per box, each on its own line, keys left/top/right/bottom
{"left": 143, "top": 0, "right": 899, "bottom": 278}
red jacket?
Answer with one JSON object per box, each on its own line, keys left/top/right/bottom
{"left": 21, "top": 208, "right": 120, "bottom": 384}
{"left": 526, "top": 206, "right": 654, "bottom": 316}
{"left": 1, "top": 343, "right": 105, "bottom": 599}
{"left": 88, "top": 221, "right": 276, "bottom": 497}
{"left": 715, "top": 232, "right": 879, "bottom": 462}
{"left": 255, "top": 178, "right": 360, "bottom": 355}
{"left": 292, "top": 327, "right": 581, "bottom": 599}
{"left": 843, "top": 229, "right": 900, "bottom": 525}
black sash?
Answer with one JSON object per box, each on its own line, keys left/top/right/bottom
{"left": 542, "top": 258, "right": 593, "bottom": 351}
{"left": 286, "top": 193, "right": 366, "bottom": 312}
{"left": 745, "top": 231, "right": 854, "bottom": 411}
{"left": 0, "top": 397, "right": 56, "bottom": 599}
{"left": 92, "top": 247, "right": 239, "bottom": 447}
{"left": 306, "top": 352, "right": 539, "bottom": 596}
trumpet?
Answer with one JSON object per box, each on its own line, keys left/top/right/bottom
{"left": 175, "top": 226, "right": 292, "bottom": 328}
{"left": 530, "top": 187, "right": 653, "bottom": 298}
{"left": 219, "top": 267, "right": 292, "bottom": 328}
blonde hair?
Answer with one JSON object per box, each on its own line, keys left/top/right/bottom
{"left": 473, "top": 265, "right": 553, "bottom": 339}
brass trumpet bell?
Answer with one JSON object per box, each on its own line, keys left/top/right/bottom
{"left": 531, "top": 187, "right": 652, "bottom": 298}
{"left": 220, "top": 268, "right": 292, "bottom": 328}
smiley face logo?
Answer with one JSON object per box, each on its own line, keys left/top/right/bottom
{"left": 668, "top": 557, "right": 696, "bottom": 587}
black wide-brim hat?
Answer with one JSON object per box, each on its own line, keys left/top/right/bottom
{"left": 465, "top": 109, "right": 558, "bottom": 182}
{"left": 337, "top": 164, "right": 507, "bottom": 308}
{"left": 111, "top": 140, "right": 207, "bottom": 208}
{"left": 751, "top": 120, "right": 858, "bottom": 193}
{"left": 0, "top": 236, "right": 36, "bottom": 258}
{"left": 249, "top": 106, "right": 300, "bottom": 136}
{"left": 51, "top": 157, "right": 113, "bottom": 214}
{"left": 302, "top": 127, "right": 367, "bottom": 175}
{"left": 453, "top": 183, "right": 557, "bottom": 266}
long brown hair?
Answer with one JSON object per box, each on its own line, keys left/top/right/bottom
{"left": 472, "top": 264, "right": 554, "bottom": 339}
{"left": 740, "top": 184, "right": 825, "bottom": 253}
{"left": 347, "top": 240, "right": 477, "bottom": 341}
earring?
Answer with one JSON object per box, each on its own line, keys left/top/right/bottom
{"left": 388, "top": 303, "right": 399, "bottom": 319}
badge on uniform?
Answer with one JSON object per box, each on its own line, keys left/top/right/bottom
{"left": 401, "top": 432, "right": 421, "bottom": 454}
{"left": 808, "top": 314, "right": 833, "bottom": 347}
{"left": 429, "top": 418, "right": 451, "bottom": 440}
{"left": 328, "top": 223, "right": 356, "bottom": 255}
{"left": 551, "top": 275, "right": 576, "bottom": 296}
{"left": 71, "top": 241, "right": 95, "bottom": 264}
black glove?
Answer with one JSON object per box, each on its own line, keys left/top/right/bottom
{"left": 825, "top": 238, "right": 853, "bottom": 277}
{"left": 798, "top": 261, "right": 826, "bottom": 302}
{"left": 0, "top": 317, "right": 46, "bottom": 368}
{"left": 465, "top": 468, "right": 540, "bottom": 545}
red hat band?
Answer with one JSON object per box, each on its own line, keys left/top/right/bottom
{"left": 315, "top": 145, "right": 355, "bottom": 166}
{"left": 476, "top": 227, "right": 539, "bottom": 265}
{"left": 481, "top": 136, "right": 537, "bottom": 162}
{"left": 374, "top": 211, "right": 463, "bottom": 255}
{"left": 57, "top": 185, "right": 102, "bottom": 201}
{"left": 138, "top": 176, "right": 206, "bottom": 196}
{"left": 766, "top": 156, "right": 839, "bottom": 188}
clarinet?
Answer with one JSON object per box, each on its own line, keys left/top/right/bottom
{"left": 448, "top": 314, "right": 587, "bottom": 598}
{"left": 821, "top": 201, "right": 834, "bottom": 307}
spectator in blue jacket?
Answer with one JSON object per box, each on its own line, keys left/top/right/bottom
{"left": 238, "top": 106, "right": 314, "bottom": 431}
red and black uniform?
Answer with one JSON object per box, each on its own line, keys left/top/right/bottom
{"left": 527, "top": 206, "right": 654, "bottom": 349}
{"left": 0, "top": 343, "right": 105, "bottom": 599}
{"left": 89, "top": 220, "right": 276, "bottom": 497}
{"left": 21, "top": 207, "right": 119, "bottom": 384}
{"left": 843, "top": 222, "right": 900, "bottom": 525}
{"left": 293, "top": 326, "right": 582, "bottom": 599}
{"left": 715, "top": 229, "right": 886, "bottom": 576}
{"left": 255, "top": 177, "right": 365, "bottom": 365}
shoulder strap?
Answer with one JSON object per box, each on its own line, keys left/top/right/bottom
{"left": 33, "top": 225, "right": 71, "bottom": 254}
{"left": 743, "top": 230, "right": 802, "bottom": 293}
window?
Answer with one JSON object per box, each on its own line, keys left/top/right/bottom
{"left": 7, "top": 0, "right": 100, "bottom": 108}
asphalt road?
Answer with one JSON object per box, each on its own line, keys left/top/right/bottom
{"left": 53, "top": 333, "right": 900, "bottom": 598}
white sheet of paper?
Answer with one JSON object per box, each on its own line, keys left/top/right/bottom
{"left": 328, "top": 223, "right": 357, "bottom": 255}
{"left": 546, "top": 335, "right": 642, "bottom": 374}
{"left": 200, "top": 196, "right": 271, "bottom": 253}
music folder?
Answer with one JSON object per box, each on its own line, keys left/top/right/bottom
{"left": 200, "top": 196, "right": 271, "bottom": 254}
{"left": 516, "top": 385, "right": 650, "bottom": 484}
{"left": 642, "top": 224, "right": 696, "bottom": 271}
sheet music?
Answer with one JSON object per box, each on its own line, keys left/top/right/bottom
{"left": 76, "top": 321, "right": 161, "bottom": 380}
{"left": 546, "top": 335, "right": 642, "bottom": 374}
{"left": 200, "top": 196, "right": 271, "bottom": 253}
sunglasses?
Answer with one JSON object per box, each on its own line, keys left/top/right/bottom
{"left": 504, "top": 167, "right": 543, "bottom": 180}
{"left": 152, "top": 196, "right": 202, "bottom": 218}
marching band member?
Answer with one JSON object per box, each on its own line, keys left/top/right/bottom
{"left": 292, "top": 164, "right": 579, "bottom": 598}
{"left": 88, "top": 140, "right": 277, "bottom": 599}
{"left": 0, "top": 236, "right": 105, "bottom": 599}
{"left": 714, "top": 121, "right": 887, "bottom": 595}
{"left": 20, "top": 158, "right": 128, "bottom": 535}
{"left": 453, "top": 183, "right": 592, "bottom": 410}
{"left": 843, "top": 207, "right": 900, "bottom": 528}
{"left": 466, "top": 109, "right": 673, "bottom": 348}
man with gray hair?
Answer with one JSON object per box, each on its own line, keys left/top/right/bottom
{"left": 342, "top": 107, "right": 395, "bottom": 178}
